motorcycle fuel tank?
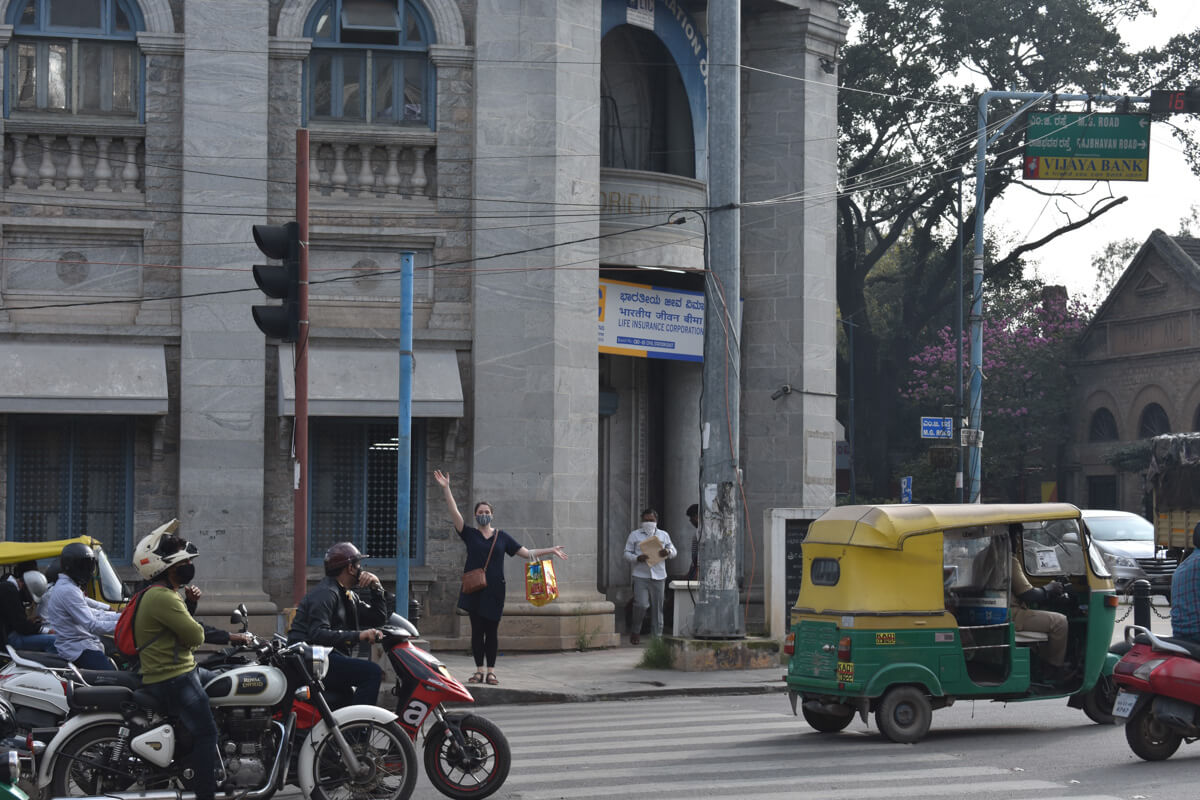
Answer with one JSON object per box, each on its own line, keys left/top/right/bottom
{"left": 203, "top": 665, "right": 287, "bottom": 707}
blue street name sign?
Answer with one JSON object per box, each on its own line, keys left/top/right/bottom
{"left": 920, "top": 416, "right": 954, "bottom": 439}
{"left": 901, "top": 476, "right": 913, "bottom": 504}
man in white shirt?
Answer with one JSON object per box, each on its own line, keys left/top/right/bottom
{"left": 42, "top": 543, "right": 120, "bottom": 670}
{"left": 623, "top": 508, "right": 677, "bottom": 644}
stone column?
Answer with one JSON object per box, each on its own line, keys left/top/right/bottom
{"left": 664, "top": 361, "right": 701, "bottom": 576}
{"left": 177, "top": 2, "right": 273, "bottom": 614}
{"left": 738, "top": 3, "right": 847, "bottom": 624}
{"left": 471, "top": 0, "right": 617, "bottom": 648}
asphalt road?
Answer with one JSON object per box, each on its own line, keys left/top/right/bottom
{"left": 449, "top": 693, "right": 1194, "bottom": 800}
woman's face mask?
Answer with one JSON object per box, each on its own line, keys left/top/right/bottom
{"left": 641, "top": 521, "right": 657, "bottom": 535}
{"left": 476, "top": 513, "right": 493, "bottom": 528}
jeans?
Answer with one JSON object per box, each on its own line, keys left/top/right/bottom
{"left": 72, "top": 648, "right": 114, "bottom": 670}
{"left": 7, "top": 631, "right": 56, "bottom": 652}
{"left": 146, "top": 668, "right": 219, "bottom": 800}
{"left": 326, "top": 650, "right": 383, "bottom": 706}
{"left": 631, "top": 576, "right": 666, "bottom": 637}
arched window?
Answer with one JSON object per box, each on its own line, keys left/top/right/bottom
{"left": 1088, "top": 408, "right": 1118, "bottom": 442}
{"left": 306, "top": 0, "right": 434, "bottom": 127}
{"left": 9, "top": 0, "right": 142, "bottom": 117}
{"left": 1138, "top": 403, "right": 1171, "bottom": 439}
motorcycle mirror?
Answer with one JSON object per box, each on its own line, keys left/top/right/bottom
{"left": 230, "top": 608, "right": 246, "bottom": 626}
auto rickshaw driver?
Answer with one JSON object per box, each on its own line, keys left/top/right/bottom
{"left": 1009, "top": 523, "right": 1070, "bottom": 682}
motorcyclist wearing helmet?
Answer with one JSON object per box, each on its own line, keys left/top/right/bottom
{"left": 288, "top": 542, "right": 388, "bottom": 706}
{"left": 0, "top": 560, "right": 55, "bottom": 652}
{"left": 132, "top": 520, "right": 220, "bottom": 800}
{"left": 42, "top": 542, "right": 121, "bottom": 670}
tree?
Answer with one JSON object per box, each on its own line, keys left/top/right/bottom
{"left": 901, "top": 282, "right": 1091, "bottom": 501}
{"left": 835, "top": 0, "right": 1200, "bottom": 496}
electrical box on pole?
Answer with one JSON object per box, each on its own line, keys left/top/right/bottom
{"left": 251, "top": 221, "right": 301, "bottom": 342}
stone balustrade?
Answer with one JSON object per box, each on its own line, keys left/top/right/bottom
{"left": 309, "top": 127, "right": 436, "bottom": 202}
{"left": 2, "top": 121, "right": 145, "bottom": 198}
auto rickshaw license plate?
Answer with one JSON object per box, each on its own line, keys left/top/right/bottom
{"left": 875, "top": 632, "right": 895, "bottom": 645}
{"left": 836, "top": 661, "right": 854, "bottom": 681}
{"left": 1113, "top": 690, "right": 1137, "bottom": 719}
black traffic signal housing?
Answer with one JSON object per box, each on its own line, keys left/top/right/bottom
{"left": 251, "top": 221, "right": 301, "bottom": 342}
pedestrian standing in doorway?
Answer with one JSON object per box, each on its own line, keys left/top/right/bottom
{"left": 624, "top": 508, "right": 677, "bottom": 644}
{"left": 434, "top": 470, "right": 568, "bottom": 685}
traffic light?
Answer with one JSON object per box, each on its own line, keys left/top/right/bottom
{"left": 251, "top": 221, "right": 301, "bottom": 342}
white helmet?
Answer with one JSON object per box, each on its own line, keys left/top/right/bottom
{"left": 134, "top": 519, "right": 199, "bottom": 580}
{"left": 21, "top": 571, "right": 47, "bottom": 603}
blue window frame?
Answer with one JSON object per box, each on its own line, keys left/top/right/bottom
{"left": 7, "top": 0, "right": 144, "bottom": 118}
{"left": 305, "top": 0, "right": 435, "bottom": 127}
{"left": 309, "top": 418, "right": 426, "bottom": 566}
{"left": 6, "top": 415, "right": 134, "bottom": 562}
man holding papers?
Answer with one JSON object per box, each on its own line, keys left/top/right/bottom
{"left": 623, "top": 508, "right": 678, "bottom": 644}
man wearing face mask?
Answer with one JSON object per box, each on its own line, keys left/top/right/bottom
{"left": 623, "top": 508, "right": 677, "bottom": 644}
{"left": 288, "top": 542, "right": 389, "bottom": 705}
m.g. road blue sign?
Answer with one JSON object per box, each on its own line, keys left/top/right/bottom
{"left": 920, "top": 416, "right": 954, "bottom": 439}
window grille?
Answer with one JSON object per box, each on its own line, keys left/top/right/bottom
{"left": 9, "top": 416, "right": 133, "bottom": 560}
{"left": 309, "top": 418, "right": 426, "bottom": 564}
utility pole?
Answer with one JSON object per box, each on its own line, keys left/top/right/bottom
{"left": 693, "top": 0, "right": 743, "bottom": 639}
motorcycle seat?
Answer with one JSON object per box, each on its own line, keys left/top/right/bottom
{"left": 68, "top": 685, "right": 133, "bottom": 712}
{"left": 1161, "top": 636, "right": 1200, "bottom": 660}
{"left": 14, "top": 651, "right": 69, "bottom": 668}
{"left": 78, "top": 669, "right": 141, "bottom": 689}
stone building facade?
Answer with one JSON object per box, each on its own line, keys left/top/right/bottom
{"left": 1068, "top": 229, "right": 1200, "bottom": 512}
{"left": 0, "top": 0, "right": 844, "bottom": 645}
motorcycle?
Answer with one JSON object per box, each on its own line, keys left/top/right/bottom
{"left": 1111, "top": 623, "right": 1200, "bottom": 760}
{"left": 34, "top": 617, "right": 418, "bottom": 800}
{"left": 379, "top": 614, "right": 510, "bottom": 800}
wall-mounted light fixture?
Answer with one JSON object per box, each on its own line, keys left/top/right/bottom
{"left": 819, "top": 57, "right": 837, "bottom": 75}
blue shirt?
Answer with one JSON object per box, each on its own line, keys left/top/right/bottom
{"left": 1170, "top": 550, "right": 1200, "bottom": 642}
{"left": 42, "top": 573, "right": 120, "bottom": 661}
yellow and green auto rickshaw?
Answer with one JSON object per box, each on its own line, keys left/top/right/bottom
{"left": 0, "top": 536, "right": 127, "bottom": 609}
{"left": 784, "top": 503, "right": 1122, "bottom": 743}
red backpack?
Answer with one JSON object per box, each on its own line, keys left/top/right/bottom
{"left": 114, "top": 583, "right": 168, "bottom": 657}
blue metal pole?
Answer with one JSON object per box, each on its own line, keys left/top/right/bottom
{"left": 395, "top": 251, "right": 414, "bottom": 614}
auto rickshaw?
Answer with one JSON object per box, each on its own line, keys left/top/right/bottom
{"left": 784, "top": 503, "right": 1121, "bottom": 743}
{"left": 0, "top": 536, "right": 126, "bottom": 609}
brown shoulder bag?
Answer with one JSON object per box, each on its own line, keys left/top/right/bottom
{"left": 461, "top": 531, "right": 498, "bottom": 594}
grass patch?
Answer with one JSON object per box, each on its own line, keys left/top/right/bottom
{"left": 637, "top": 636, "right": 673, "bottom": 669}
{"left": 574, "top": 608, "right": 599, "bottom": 651}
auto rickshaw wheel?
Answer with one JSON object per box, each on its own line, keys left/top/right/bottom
{"left": 801, "top": 703, "right": 855, "bottom": 733}
{"left": 1081, "top": 673, "right": 1117, "bottom": 725}
{"left": 1125, "top": 705, "right": 1182, "bottom": 761}
{"left": 875, "top": 686, "right": 932, "bottom": 743}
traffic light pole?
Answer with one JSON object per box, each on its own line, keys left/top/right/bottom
{"left": 293, "top": 129, "right": 310, "bottom": 605}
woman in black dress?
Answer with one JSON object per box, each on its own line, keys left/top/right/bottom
{"left": 434, "top": 470, "right": 567, "bottom": 684}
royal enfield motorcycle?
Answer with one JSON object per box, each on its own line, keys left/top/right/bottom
{"left": 36, "top": 618, "right": 418, "bottom": 800}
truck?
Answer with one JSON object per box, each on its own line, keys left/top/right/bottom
{"left": 1146, "top": 433, "right": 1200, "bottom": 559}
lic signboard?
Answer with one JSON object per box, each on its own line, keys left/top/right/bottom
{"left": 920, "top": 416, "right": 954, "bottom": 439}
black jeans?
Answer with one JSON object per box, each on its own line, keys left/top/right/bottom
{"left": 145, "top": 668, "right": 218, "bottom": 800}
{"left": 326, "top": 651, "right": 383, "bottom": 706}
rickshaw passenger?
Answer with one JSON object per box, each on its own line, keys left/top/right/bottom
{"left": 1009, "top": 526, "right": 1069, "bottom": 680}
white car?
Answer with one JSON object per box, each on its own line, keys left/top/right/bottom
{"left": 1081, "top": 509, "right": 1176, "bottom": 599}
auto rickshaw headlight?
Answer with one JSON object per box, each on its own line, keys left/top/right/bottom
{"left": 837, "top": 636, "right": 851, "bottom": 662}
{"left": 1133, "top": 658, "right": 1167, "bottom": 681}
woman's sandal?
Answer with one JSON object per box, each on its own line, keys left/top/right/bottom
{"left": 467, "top": 671, "right": 484, "bottom": 684}
{"left": 485, "top": 673, "right": 500, "bottom": 685}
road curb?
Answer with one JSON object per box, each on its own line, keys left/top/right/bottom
{"left": 468, "top": 683, "right": 788, "bottom": 706}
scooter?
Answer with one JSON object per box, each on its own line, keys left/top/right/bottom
{"left": 1111, "top": 624, "right": 1200, "bottom": 760}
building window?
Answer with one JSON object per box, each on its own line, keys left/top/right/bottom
{"left": 306, "top": 0, "right": 434, "bottom": 126}
{"left": 1087, "top": 475, "right": 1117, "bottom": 509}
{"left": 1088, "top": 408, "right": 1118, "bottom": 442}
{"left": 9, "top": 0, "right": 142, "bottom": 117}
{"left": 7, "top": 415, "right": 133, "bottom": 561}
{"left": 309, "top": 418, "right": 426, "bottom": 565}
{"left": 1138, "top": 403, "right": 1170, "bottom": 439}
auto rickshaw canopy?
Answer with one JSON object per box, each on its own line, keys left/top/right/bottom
{"left": 804, "top": 503, "right": 1083, "bottom": 550}
{"left": 0, "top": 536, "right": 103, "bottom": 566}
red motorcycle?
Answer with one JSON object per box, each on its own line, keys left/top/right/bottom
{"left": 1111, "top": 623, "right": 1200, "bottom": 760}
{"left": 283, "top": 614, "right": 510, "bottom": 800}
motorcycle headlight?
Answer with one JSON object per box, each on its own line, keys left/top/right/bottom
{"left": 310, "top": 645, "right": 331, "bottom": 681}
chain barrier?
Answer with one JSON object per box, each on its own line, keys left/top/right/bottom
{"left": 1114, "top": 585, "right": 1172, "bottom": 622}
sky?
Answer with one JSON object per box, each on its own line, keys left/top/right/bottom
{"left": 991, "top": 1, "right": 1200, "bottom": 303}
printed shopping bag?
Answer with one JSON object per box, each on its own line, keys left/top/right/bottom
{"left": 525, "top": 558, "right": 559, "bottom": 607}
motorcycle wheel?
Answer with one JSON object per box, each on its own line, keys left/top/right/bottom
{"left": 1081, "top": 673, "right": 1117, "bottom": 725}
{"left": 309, "top": 719, "right": 418, "bottom": 800}
{"left": 49, "top": 722, "right": 158, "bottom": 797}
{"left": 423, "top": 713, "right": 511, "bottom": 800}
{"left": 802, "top": 703, "right": 855, "bottom": 733}
{"left": 1125, "top": 705, "right": 1183, "bottom": 761}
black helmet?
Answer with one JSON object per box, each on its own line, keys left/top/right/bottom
{"left": 324, "top": 542, "right": 368, "bottom": 576}
{"left": 60, "top": 542, "right": 97, "bottom": 587}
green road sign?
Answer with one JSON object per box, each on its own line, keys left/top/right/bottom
{"left": 1023, "top": 111, "right": 1150, "bottom": 181}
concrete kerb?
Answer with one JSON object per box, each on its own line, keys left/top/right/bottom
{"left": 466, "top": 682, "right": 788, "bottom": 706}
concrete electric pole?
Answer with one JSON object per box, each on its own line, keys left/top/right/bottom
{"left": 693, "top": 0, "right": 744, "bottom": 639}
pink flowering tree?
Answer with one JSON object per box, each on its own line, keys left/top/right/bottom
{"left": 901, "top": 283, "right": 1091, "bottom": 501}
